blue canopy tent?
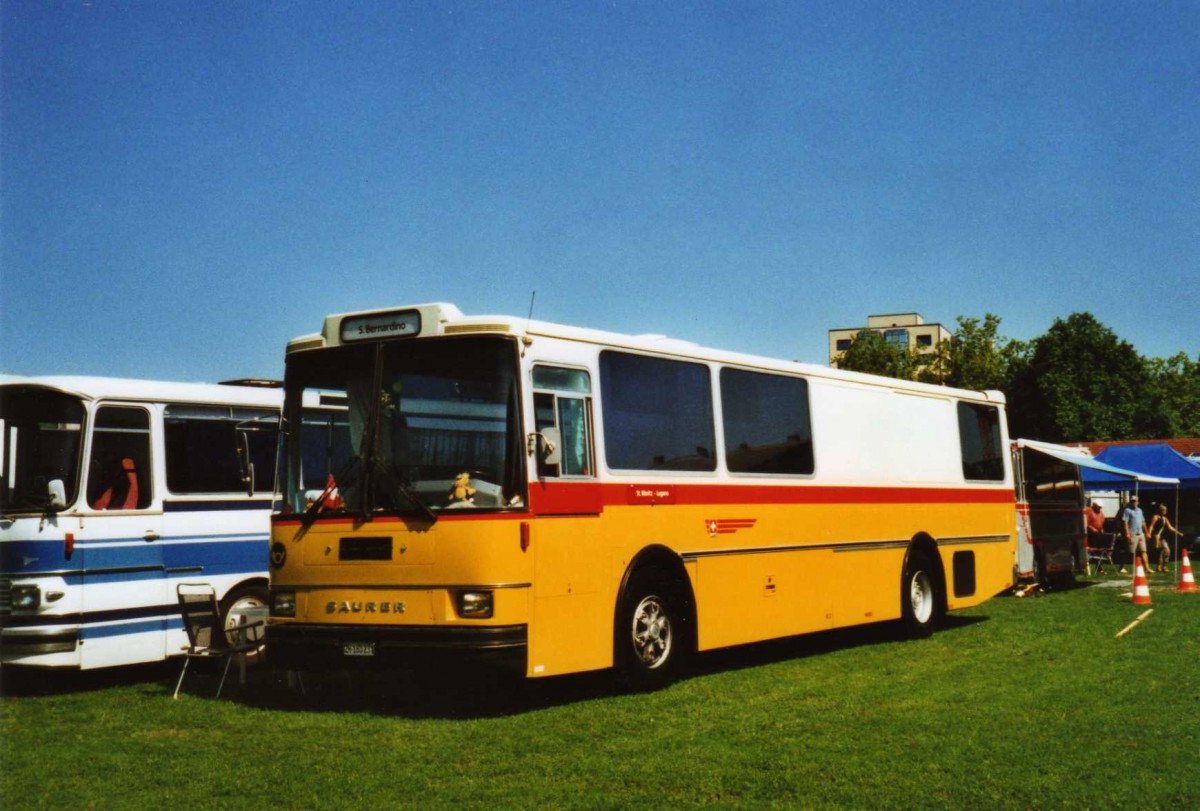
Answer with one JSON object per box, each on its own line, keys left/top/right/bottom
{"left": 1081, "top": 444, "right": 1200, "bottom": 490}
{"left": 1080, "top": 443, "right": 1200, "bottom": 573}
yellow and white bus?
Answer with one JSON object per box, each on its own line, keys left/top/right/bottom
{"left": 267, "top": 303, "right": 1016, "bottom": 687}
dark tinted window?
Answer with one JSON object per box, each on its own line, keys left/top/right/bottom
{"left": 299, "top": 409, "right": 353, "bottom": 491}
{"left": 958, "top": 402, "right": 1004, "bottom": 481}
{"left": 0, "top": 387, "right": 85, "bottom": 510}
{"left": 600, "top": 351, "right": 715, "bottom": 471}
{"left": 165, "top": 405, "right": 277, "bottom": 493}
{"left": 721, "top": 369, "right": 814, "bottom": 474}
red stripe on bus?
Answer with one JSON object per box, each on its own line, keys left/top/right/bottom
{"left": 273, "top": 481, "right": 1014, "bottom": 527}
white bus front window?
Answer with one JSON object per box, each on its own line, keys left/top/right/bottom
{"left": 0, "top": 387, "right": 85, "bottom": 514}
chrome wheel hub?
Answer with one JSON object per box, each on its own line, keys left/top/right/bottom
{"left": 631, "top": 595, "right": 672, "bottom": 669}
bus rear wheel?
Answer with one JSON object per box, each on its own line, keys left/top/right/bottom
{"left": 616, "top": 570, "right": 685, "bottom": 691}
{"left": 901, "top": 550, "right": 942, "bottom": 639}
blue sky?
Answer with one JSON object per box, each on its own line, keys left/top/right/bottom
{"left": 2, "top": 1, "right": 1197, "bottom": 383}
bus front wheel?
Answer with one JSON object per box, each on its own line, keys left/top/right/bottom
{"left": 901, "top": 550, "right": 942, "bottom": 639}
{"left": 616, "top": 570, "right": 685, "bottom": 691}
{"left": 218, "top": 584, "right": 268, "bottom": 657}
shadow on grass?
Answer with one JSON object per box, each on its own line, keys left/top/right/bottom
{"left": 192, "top": 615, "right": 991, "bottom": 720}
{"left": 0, "top": 660, "right": 178, "bottom": 698}
{"left": 2, "top": 615, "right": 990, "bottom": 717}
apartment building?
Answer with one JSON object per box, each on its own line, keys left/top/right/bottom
{"left": 828, "top": 313, "right": 952, "bottom": 368}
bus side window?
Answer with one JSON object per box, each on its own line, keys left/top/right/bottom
{"left": 957, "top": 402, "right": 1004, "bottom": 482}
{"left": 164, "top": 405, "right": 278, "bottom": 494}
{"left": 532, "top": 366, "right": 593, "bottom": 479}
{"left": 88, "top": 406, "right": 152, "bottom": 510}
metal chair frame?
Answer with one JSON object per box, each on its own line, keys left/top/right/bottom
{"left": 1086, "top": 532, "right": 1116, "bottom": 575}
{"left": 174, "top": 583, "right": 263, "bottom": 699}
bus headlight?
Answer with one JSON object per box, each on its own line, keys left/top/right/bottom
{"left": 12, "top": 584, "right": 41, "bottom": 611}
{"left": 271, "top": 590, "right": 296, "bottom": 617}
{"left": 456, "top": 591, "right": 493, "bottom": 619}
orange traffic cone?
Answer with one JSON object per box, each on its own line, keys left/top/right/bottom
{"left": 1131, "top": 556, "right": 1152, "bottom": 605}
{"left": 1178, "top": 548, "right": 1197, "bottom": 593}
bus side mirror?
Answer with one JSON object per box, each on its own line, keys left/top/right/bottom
{"left": 527, "top": 428, "right": 562, "bottom": 466}
{"left": 237, "top": 431, "right": 255, "bottom": 497}
{"left": 47, "top": 479, "right": 67, "bottom": 511}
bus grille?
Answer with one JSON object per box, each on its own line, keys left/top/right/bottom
{"left": 0, "top": 579, "right": 11, "bottom": 614}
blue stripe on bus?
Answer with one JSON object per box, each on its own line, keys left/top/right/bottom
{"left": 3, "top": 602, "right": 182, "bottom": 628}
{"left": 79, "top": 616, "right": 187, "bottom": 640}
{"left": 163, "top": 499, "right": 273, "bottom": 513}
{"left": 82, "top": 618, "right": 167, "bottom": 639}
{"left": 162, "top": 538, "right": 268, "bottom": 573}
{"left": 1, "top": 536, "right": 267, "bottom": 578}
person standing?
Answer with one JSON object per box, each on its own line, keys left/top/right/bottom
{"left": 1121, "top": 495, "right": 1150, "bottom": 575}
{"left": 1146, "top": 503, "right": 1184, "bottom": 573}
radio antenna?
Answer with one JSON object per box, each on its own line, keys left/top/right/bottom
{"left": 527, "top": 291, "right": 537, "bottom": 322}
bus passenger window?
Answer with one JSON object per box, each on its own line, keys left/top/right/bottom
{"left": 164, "top": 405, "right": 279, "bottom": 494}
{"left": 87, "top": 406, "right": 152, "bottom": 510}
{"left": 720, "top": 368, "right": 814, "bottom": 475}
{"left": 598, "top": 351, "right": 715, "bottom": 472}
{"left": 557, "top": 398, "right": 590, "bottom": 476}
{"left": 532, "top": 366, "right": 593, "bottom": 479}
{"left": 958, "top": 402, "right": 1004, "bottom": 481}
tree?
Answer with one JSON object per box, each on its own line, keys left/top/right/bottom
{"left": 927, "top": 313, "right": 1015, "bottom": 391}
{"left": 1006, "top": 312, "right": 1156, "bottom": 442}
{"left": 837, "top": 330, "right": 924, "bottom": 379}
{"left": 1145, "top": 352, "right": 1200, "bottom": 437}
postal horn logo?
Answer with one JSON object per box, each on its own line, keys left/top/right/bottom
{"left": 705, "top": 518, "right": 757, "bottom": 537}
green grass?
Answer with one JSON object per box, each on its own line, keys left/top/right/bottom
{"left": 3, "top": 574, "right": 1199, "bottom": 809}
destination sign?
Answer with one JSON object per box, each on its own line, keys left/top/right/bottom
{"left": 627, "top": 485, "right": 676, "bottom": 505}
{"left": 340, "top": 310, "right": 421, "bottom": 342}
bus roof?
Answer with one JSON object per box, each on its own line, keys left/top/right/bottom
{"left": 0, "top": 375, "right": 284, "bottom": 409}
{"left": 286, "top": 302, "right": 1006, "bottom": 405}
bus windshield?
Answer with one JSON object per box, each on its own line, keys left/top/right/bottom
{"left": 280, "top": 336, "right": 525, "bottom": 518}
{"left": 0, "top": 386, "right": 86, "bottom": 514}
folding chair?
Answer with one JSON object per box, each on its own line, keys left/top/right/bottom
{"left": 1087, "top": 532, "right": 1115, "bottom": 575}
{"left": 174, "top": 583, "right": 263, "bottom": 699}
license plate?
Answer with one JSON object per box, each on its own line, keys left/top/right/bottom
{"left": 343, "top": 641, "right": 375, "bottom": 657}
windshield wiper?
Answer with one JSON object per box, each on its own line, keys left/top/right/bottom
{"left": 379, "top": 462, "right": 437, "bottom": 524}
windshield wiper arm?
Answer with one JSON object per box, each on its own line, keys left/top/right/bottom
{"left": 380, "top": 463, "right": 437, "bottom": 524}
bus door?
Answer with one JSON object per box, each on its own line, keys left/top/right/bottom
{"left": 78, "top": 403, "right": 164, "bottom": 668}
{"left": 526, "top": 365, "right": 607, "bottom": 676}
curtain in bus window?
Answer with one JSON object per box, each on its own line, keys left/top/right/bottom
{"left": 558, "top": 398, "right": 589, "bottom": 476}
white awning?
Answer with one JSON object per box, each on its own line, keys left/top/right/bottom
{"left": 1014, "top": 438, "right": 1179, "bottom": 485}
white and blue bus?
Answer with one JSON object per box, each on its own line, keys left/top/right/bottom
{"left": 0, "top": 375, "right": 288, "bottom": 670}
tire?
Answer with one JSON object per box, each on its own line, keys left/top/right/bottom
{"left": 901, "top": 550, "right": 942, "bottom": 639}
{"left": 218, "top": 584, "right": 268, "bottom": 657}
{"left": 616, "top": 569, "right": 686, "bottom": 691}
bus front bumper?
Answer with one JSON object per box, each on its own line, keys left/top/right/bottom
{"left": 0, "top": 628, "right": 80, "bottom": 660}
{"left": 265, "top": 622, "right": 527, "bottom": 671}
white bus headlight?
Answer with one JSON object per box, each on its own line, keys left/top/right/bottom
{"left": 271, "top": 590, "right": 296, "bottom": 617}
{"left": 456, "top": 591, "right": 493, "bottom": 619}
{"left": 12, "top": 584, "right": 41, "bottom": 611}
